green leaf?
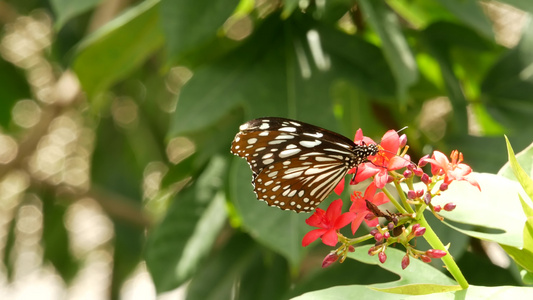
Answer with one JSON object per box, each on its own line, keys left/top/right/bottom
{"left": 358, "top": 0, "right": 418, "bottom": 103}
{"left": 503, "top": 136, "right": 533, "bottom": 201}
{"left": 292, "top": 246, "right": 458, "bottom": 299}
{"left": 0, "top": 58, "right": 31, "bottom": 127}
{"left": 425, "top": 173, "right": 527, "bottom": 248}
{"left": 41, "top": 196, "right": 79, "bottom": 282}
{"left": 421, "top": 22, "right": 494, "bottom": 134}
{"left": 72, "top": 0, "right": 164, "bottom": 99}
{"left": 146, "top": 157, "right": 228, "bottom": 293}
{"left": 169, "top": 14, "right": 395, "bottom": 137}
{"left": 482, "top": 18, "right": 533, "bottom": 131}
{"left": 498, "top": 139, "right": 533, "bottom": 180}
{"left": 498, "top": 137, "right": 533, "bottom": 278}
{"left": 50, "top": 0, "right": 102, "bottom": 29}
{"left": 228, "top": 158, "right": 309, "bottom": 267}
{"left": 434, "top": 0, "right": 494, "bottom": 39}
{"left": 160, "top": 0, "right": 239, "bottom": 63}
{"left": 185, "top": 233, "right": 258, "bottom": 300}
{"left": 238, "top": 252, "right": 290, "bottom": 300}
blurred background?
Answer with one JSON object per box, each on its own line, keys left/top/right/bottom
{"left": 0, "top": 0, "right": 532, "bottom": 299}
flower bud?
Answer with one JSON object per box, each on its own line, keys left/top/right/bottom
{"left": 401, "top": 255, "right": 410, "bottom": 269}
{"left": 387, "top": 222, "right": 395, "bottom": 231}
{"left": 433, "top": 205, "right": 441, "bottom": 212}
{"left": 403, "top": 169, "right": 413, "bottom": 179}
{"left": 379, "top": 252, "right": 387, "bottom": 264}
{"left": 414, "top": 167, "right": 424, "bottom": 177}
{"left": 418, "top": 154, "right": 430, "bottom": 167}
{"left": 383, "top": 231, "right": 390, "bottom": 239}
{"left": 426, "top": 249, "right": 447, "bottom": 259}
{"left": 374, "top": 232, "right": 383, "bottom": 242}
{"left": 412, "top": 224, "right": 420, "bottom": 231}
{"left": 424, "top": 192, "right": 432, "bottom": 204}
{"left": 322, "top": 253, "right": 339, "bottom": 268}
{"left": 414, "top": 226, "right": 426, "bottom": 237}
{"left": 407, "top": 164, "right": 415, "bottom": 171}
{"left": 368, "top": 246, "right": 376, "bottom": 255}
{"left": 370, "top": 228, "right": 379, "bottom": 236}
{"left": 420, "top": 255, "right": 432, "bottom": 263}
{"left": 399, "top": 134, "right": 407, "bottom": 148}
{"left": 416, "top": 189, "right": 424, "bottom": 198}
{"left": 421, "top": 173, "right": 430, "bottom": 185}
{"left": 348, "top": 245, "right": 355, "bottom": 252}
{"left": 387, "top": 175, "right": 394, "bottom": 183}
{"left": 444, "top": 203, "right": 456, "bottom": 211}
{"left": 439, "top": 182, "right": 449, "bottom": 191}
{"left": 407, "top": 190, "right": 416, "bottom": 199}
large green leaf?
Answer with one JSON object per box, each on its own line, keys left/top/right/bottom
{"left": 482, "top": 18, "right": 533, "bottom": 131}
{"left": 50, "top": 0, "right": 102, "bottom": 29}
{"left": 169, "top": 13, "right": 395, "bottom": 138}
{"left": 292, "top": 246, "right": 458, "bottom": 299}
{"left": 498, "top": 137, "right": 533, "bottom": 279}
{"left": 421, "top": 22, "right": 492, "bottom": 133}
{"left": 293, "top": 245, "right": 533, "bottom": 298}
{"left": 160, "top": 0, "right": 239, "bottom": 64}
{"left": 228, "top": 158, "right": 310, "bottom": 267}
{"left": 359, "top": 0, "right": 418, "bottom": 103}
{"left": 72, "top": 0, "right": 164, "bottom": 99}
{"left": 185, "top": 233, "right": 259, "bottom": 300}
{"left": 146, "top": 157, "right": 228, "bottom": 293}
{"left": 0, "top": 58, "right": 30, "bottom": 127}
{"left": 425, "top": 173, "right": 527, "bottom": 248}
{"left": 41, "top": 195, "right": 79, "bottom": 283}
{"left": 435, "top": 0, "right": 493, "bottom": 39}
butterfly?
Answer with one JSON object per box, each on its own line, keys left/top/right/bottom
{"left": 231, "top": 117, "right": 379, "bottom": 213}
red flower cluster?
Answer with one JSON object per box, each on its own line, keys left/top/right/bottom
{"left": 302, "top": 127, "right": 479, "bottom": 272}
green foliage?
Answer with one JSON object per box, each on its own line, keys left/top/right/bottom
{"left": 2, "top": 0, "right": 533, "bottom": 298}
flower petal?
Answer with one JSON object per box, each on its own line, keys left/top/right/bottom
{"left": 372, "top": 192, "right": 390, "bottom": 206}
{"left": 373, "top": 169, "right": 389, "bottom": 188}
{"left": 380, "top": 130, "right": 399, "bottom": 157}
{"left": 334, "top": 177, "right": 345, "bottom": 195}
{"left": 305, "top": 208, "right": 326, "bottom": 227}
{"left": 326, "top": 199, "right": 343, "bottom": 221}
{"left": 321, "top": 229, "right": 339, "bottom": 246}
{"left": 388, "top": 156, "right": 411, "bottom": 170}
{"left": 334, "top": 212, "right": 356, "bottom": 229}
{"left": 351, "top": 214, "right": 366, "bottom": 234}
{"left": 353, "top": 163, "right": 380, "bottom": 183}
{"left": 302, "top": 228, "right": 327, "bottom": 247}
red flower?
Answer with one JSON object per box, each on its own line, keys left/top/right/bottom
{"left": 302, "top": 199, "right": 355, "bottom": 247}
{"left": 351, "top": 130, "right": 411, "bottom": 189}
{"left": 426, "top": 150, "right": 480, "bottom": 191}
{"left": 349, "top": 183, "right": 389, "bottom": 234}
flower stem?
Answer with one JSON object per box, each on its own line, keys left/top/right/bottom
{"left": 417, "top": 215, "right": 469, "bottom": 289}
{"left": 382, "top": 186, "right": 408, "bottom": 214}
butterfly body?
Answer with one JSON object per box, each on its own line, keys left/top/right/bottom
{"left": 231, "top": 117, "right": 378, "bottom": 212}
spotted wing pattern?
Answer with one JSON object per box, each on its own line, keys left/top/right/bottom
{"left": 231, "top": 117, "right": 378, "bottom": 212}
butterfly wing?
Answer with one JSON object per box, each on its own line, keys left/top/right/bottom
{"left": 231, "top": 117, "right": 370, "bottom": 212}
{"left": 253, "top": 154, "right": 350, "bottom": 212}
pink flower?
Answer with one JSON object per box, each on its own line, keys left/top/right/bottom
{"left": 349, "top": 183, "right": 389, "bottom": 234}
{"left": 302, "top": 199, "right": 355, "bottom": 247}
{"left": 351, "top": 130, "right": 411, "bottom": 188}
{"left": 426, "top": 150, "right": 480, "bottom": 191}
